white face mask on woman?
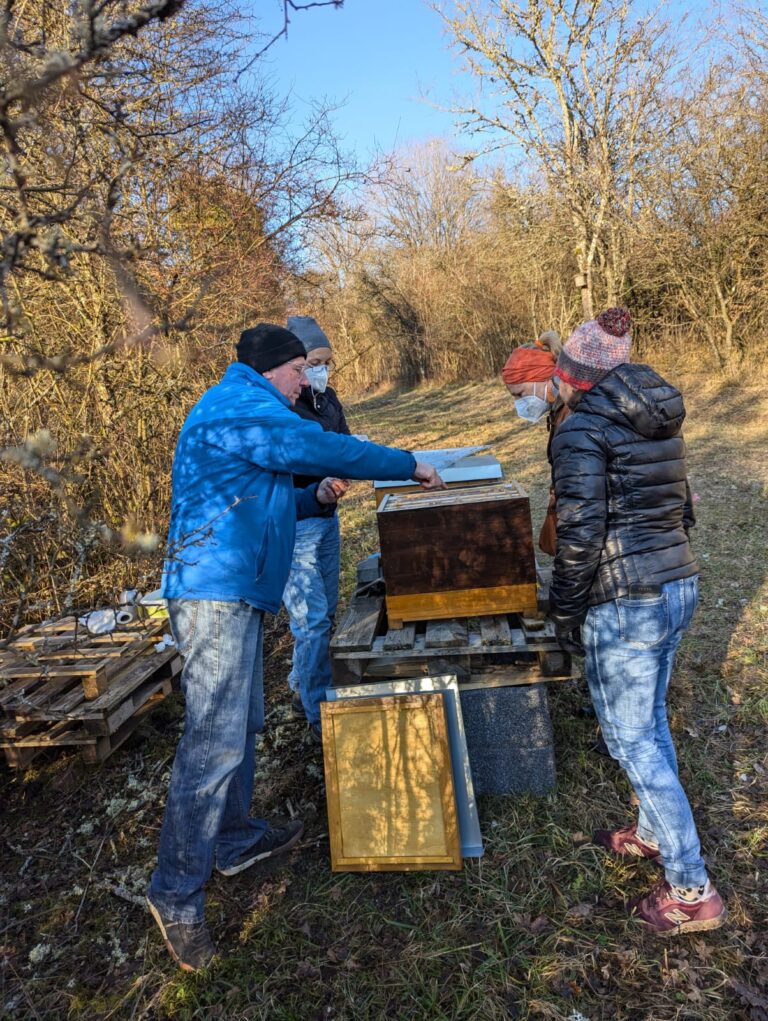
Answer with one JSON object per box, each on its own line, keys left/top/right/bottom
{"left": 514, "top": 381, "right": 550, "bottom": 423}
{"left": 303, "top": 364, "right": 329, "bottom": 393}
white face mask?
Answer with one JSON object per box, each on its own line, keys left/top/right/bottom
{"left": 514, "top": 381, "right": 550, "bottom": 423}
{"left": 304, "top": 364, "right": 329, "bottom": 393}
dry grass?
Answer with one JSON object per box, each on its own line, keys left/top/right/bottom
{"left": 1, "top": 368, "right": 766, "bottom": 1021}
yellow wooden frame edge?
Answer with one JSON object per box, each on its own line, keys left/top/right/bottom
{"left": 385, "top": 583, "right": 538, "bottom": 628}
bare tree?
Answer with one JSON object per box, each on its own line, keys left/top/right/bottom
{"left": 642, "top": 59, "right": 768, "bottom": 369}
{"left": 438, "top": 0, "right": 681, "bottom": 315}
{"left": 0, "top": 0, "right": 358, "bottom": 629}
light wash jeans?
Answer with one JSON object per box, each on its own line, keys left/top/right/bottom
{"left": 148, "top": 599, "right": 269, "bottom": 923}
{"left": 583, "top": 575, "right": 707, "bottom": 887}
{"left": 282, "top": 514, "right": 340, "bottom": 724}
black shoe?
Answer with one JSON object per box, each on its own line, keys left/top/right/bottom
{"left": 291, "top": 691, "right": 306, "bottom": 719}
{"left": 309, "top": 721, "right": 322, "bottom": 745}
{"left": 146, "top": 896, "right": 216, "bottom": 972}
{"left": 590, "top": 731, "right": 613, "bottom": 758}
{"left": 216, "top": 819, "right": 304, "bottom": 877}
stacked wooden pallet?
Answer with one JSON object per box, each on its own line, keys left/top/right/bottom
{"left": 0, "top": 616, "right": 182, "bottom": 767}
{"left": 329, "top": 594, "right": 573, "bottom": 687}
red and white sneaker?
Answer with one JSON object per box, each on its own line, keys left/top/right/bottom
{"left": 628, "top": 879, "right": 727, "bottom": 936}
{"left": 593, "top": 822, "right": 662, "bottom": 865}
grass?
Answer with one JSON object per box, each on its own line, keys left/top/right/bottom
{"left": 1, "top": 367, "right": 767, "bottom": 1021}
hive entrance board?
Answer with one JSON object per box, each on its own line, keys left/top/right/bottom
{"left": 377, "top": 482, "right": 538, "bottom": 627}
{"left": 321, "top": 693, "right": 462, "bottom": 872}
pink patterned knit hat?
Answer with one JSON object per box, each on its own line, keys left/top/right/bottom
{"left": 556, "top": 307, "right": 632, "bottom": 391}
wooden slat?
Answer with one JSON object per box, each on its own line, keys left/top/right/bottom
{"left": 425, "top": 619, "right": 468, "bottom": 649}
{"left": 0, "top": 633, "right": 165, "bottom": 709}
{"left": 12, "top": 617, "right": 79, "bottom": 637}
{"left": 0, "top": 720, "right": 93, "bottom": 749}
{"left": 0, "top": 663, "right": 107, "bottom": 682}
{"left": 0, "top": 665, "right": 108, "bottom": 703}
{"left": 479, "top": 615, "right": 512, "bottom": 646}
{"left": 381, "top": 624, "right": 417, "bottom": 651}
{"left": 52, "top": 648, "right": 180, "bottom": 720}
{"left": 81, "top": 686, "right": 171, "bottom": 765}
{"left": 459, "top": 667, "right": 577, "bottom": 689}
{"left": 0, "top": 673, "right": 86, "bottom": 714}
{"left": 83, "top": 661, "right": 181, "bottom": 735}
{"left": 14, "top": 640, "right": 149, "bottom": 662}
{"left": 337, "top": 629, "right": 555, "bottom": 662}
{"left": 0, "top": 718, "right": 41, "bottom": 740}
{"left": 2, "top": 744, "right": 43, "bottom": 768}
{"left": 508, "top": 628, "right": 527, "bottom": 647}
{"left": 1, "top": 643, "right": 177, "bottom": 722}
{"left": 330, "top": 597, "right": 384, "bottom": 653}
{"left": 330, "top": 657, "right": 367, "bottom": 686}
{"left": 12, "top": 627, "right": 162, "bottom": 653}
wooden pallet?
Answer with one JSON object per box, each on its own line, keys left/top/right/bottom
{"left": 0, "top": 616, "right": 181, "bottom": 767}
{"left": 0, "top": 677, "right": 176, "bottom": 766}
{"left": 329, "top": 591, "right": 575, "bottom": 688}
{"left": 0, "top": 617, "right": 168, "bottom": 716}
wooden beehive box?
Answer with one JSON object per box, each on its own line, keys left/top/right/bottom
{"left": 377, "top": 482, "right": 537, "bottom": 627}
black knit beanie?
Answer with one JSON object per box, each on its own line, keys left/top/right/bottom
{"left": 236, "top": 323, "right": 306, "bottom": 373}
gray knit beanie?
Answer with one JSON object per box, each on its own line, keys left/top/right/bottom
{"left": 286, "top": 315, "right": 332, "bottom": 355}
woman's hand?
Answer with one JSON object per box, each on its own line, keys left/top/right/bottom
{"left": 317, "top": 477, "right": 350, "bottom": 504}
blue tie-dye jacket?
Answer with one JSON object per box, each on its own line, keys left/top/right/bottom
{"left": 161, "top": 362, "right": 415, "bottom": 612}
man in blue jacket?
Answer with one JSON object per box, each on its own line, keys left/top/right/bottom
{"left": 147, "top": 323, "right": 442, "bottom": 971}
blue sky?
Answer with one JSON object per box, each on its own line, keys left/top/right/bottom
{"left": 257, "top": 0, "right": 723, "bottom": 163}
{"left": 260, "top": 0, "right": 462, "bottom": 157}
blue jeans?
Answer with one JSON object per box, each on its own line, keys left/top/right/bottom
{"left": 583, "top": 576, "right": 707, "bottom": 888}
{"left": 148, "top": 599, "right": 269, "bottom": 923}
{"left": 283, "top": 515, "right": 340, "bottom": 724}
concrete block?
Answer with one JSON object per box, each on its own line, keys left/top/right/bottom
{"left": 459, "top": 684, "right": 556, "bottom": 796}
{"left": 355, "top": 553, "right": 382, "bottom": 587}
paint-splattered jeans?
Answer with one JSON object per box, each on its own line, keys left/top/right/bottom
{"left": 282, "top": 514, "right": 340, "bottom": 724}
{"left": 583, "top": 575, "right": 707, "bottom": 887}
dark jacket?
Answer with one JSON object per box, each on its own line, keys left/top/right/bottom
{"left": 292, "top": 385, "right": 351, "bottom": 490}
{"left": 549, "top": 363, "right": 698, "bottom": 630}
{"left": 546, "top": 397, "right": 570, "bottom": 465}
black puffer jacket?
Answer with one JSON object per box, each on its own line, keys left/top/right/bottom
{"left": 549, "top": 363, "right": 698, "bottom": 630}
{"left": 291, "top": 385, "right": 350, "bottom": 490}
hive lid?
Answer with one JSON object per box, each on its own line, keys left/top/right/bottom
{"left": 373, "top": 451, "right": 502, "bottom": 490}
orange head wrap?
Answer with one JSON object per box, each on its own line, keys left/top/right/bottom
{"left": 501, "top": 346, "right": 557, "bottom": 385}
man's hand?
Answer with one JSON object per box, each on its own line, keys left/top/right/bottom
{"left": 317, "top": 478, "right": 350, "bottom": 505}
{"left": 555, "top": 624, "right": 585, "bottom": 657}
{"left": 412, "top": 461, "right": 447, "bottom": 491}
